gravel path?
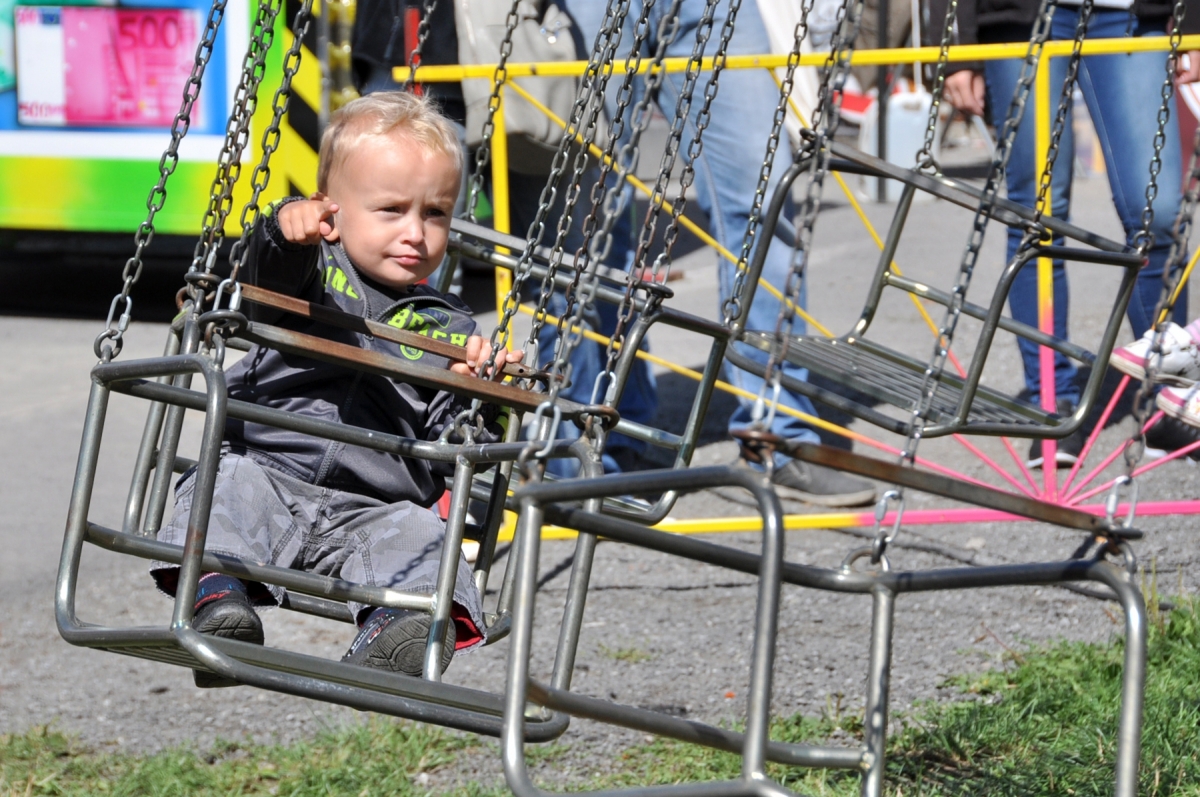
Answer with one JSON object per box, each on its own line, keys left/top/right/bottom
{"left": 2, "top": 173, "right": 1198, "bottom": 793}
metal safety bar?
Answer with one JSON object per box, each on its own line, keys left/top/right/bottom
{"left": 500, "top": 465, "right": 1147, "bottom": 797}
{"left": 239, "top": 283, "right": 546, "bottom": 381}
{"left": 738, "top": 433, "right": 1142, "bottom": 537}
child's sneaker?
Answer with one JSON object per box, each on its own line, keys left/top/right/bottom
{"left": 1157, "top": 384, "right": 1200, "bottom": 431}
{"left": 190, "top": 573, "right": 263, "bottom": 688}
{"left": 342, "top": 608, "right": 455, "bottom": 677}
{"left": 1110, "top": 321, "right": 1200, "bottom": 382}
{"left": 191, "top": 592, "right": 264, "bottom": 688}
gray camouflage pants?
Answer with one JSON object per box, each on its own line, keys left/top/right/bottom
{"left": 151, "top": 453, "right": 485, "bottom": 650}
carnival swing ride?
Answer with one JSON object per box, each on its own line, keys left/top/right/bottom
{"left": 53, "top": 0, "right": 1200, "bottom": 793}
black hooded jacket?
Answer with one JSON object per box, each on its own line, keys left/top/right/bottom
{"left": 223, "top": 204, "right": 501, "bottom": 507}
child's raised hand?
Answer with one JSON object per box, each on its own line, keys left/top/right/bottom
{"left": 451, "top": 335, "right": 524, "bottom": 380}
{"left": 277, "top": 193, "right": 339, "bottom": 245}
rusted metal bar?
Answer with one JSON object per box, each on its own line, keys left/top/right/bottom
{"left": 235, "top": 321, "right": 589, "bottom": 417}
{"left": 239, "top": 284, "right": 545, "bottom": 381}
{"left": 734, "top": 432, "right": 1141, "bottom": 538}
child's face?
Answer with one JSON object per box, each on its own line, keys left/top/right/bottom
{"left": 324, "top": 130, "right": 460, "bottom": 290}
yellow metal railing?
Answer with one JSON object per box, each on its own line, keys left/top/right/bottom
{"left": 396, "top": 36, "right": 1200, "bottom": 81}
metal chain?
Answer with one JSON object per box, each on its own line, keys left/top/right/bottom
{"left": 404, "top": 0, "right": 439, "bottom": 92}
{"left": 1119, "top": 0, "right": 1188, "bottom": 508}
{"left": 619, "top": 0, "right": 720, "bottom": 299}
{"left": 1129, "top": 129, "right": 1200, "bottom": 478}
{"left": 1132, "top": 0, "right": 1184, "bottom": 257}
{"left": 543, "top": 0, "right": 664, "bottom": 382}
{"left": 651, "top": 0, "right": 742, "bottom": 283}
{"left": 479, "top": 0, "right": 631, "bottom": 372}
{"left": 568, "top": 0, "right": 719, "bottom": 406}
{"left": 466, "top": 0, "right": 522, "bottom": 224}
{"left": 192, "top": 0, "right": 285, "bottom": 275}
{"left": 914, "top": 0, "right": 959, "bottom": 172}
{"left": 517, "top": 0, "right": 653, "bottom": 459}
{"left": 589, "top": 0, "right": 683, "bottom": 272}
{"left": 572, "top": 0, "right": 659, "bottom": 273}
{"left": 461, "top": 0, "right": 633, "bottom": 446}
{"left": 1021, "top": 0, "right": 1094, "bottom": 244}
{"left": 94, "top": 0, "right": 228, "bottom": 361}
{"left": 226, "top": 0, "right": 316, "bottom": 285}
{"left": 601, "top": 0, "right": 742, "bottom": 388}
{"left": 723, "top": 0, "right": 815, "bottom": 326}
{"left": 527, "top": 0, "right": 638, "bottom": 366}
{"left": 869, "top": 0, "right": 1061, "bottom": 561}
{"left": 756, "top": 0, "right": 864, "bottom": 414}
{"left": 588, "top": 1, "right": 688, "bottom": 396}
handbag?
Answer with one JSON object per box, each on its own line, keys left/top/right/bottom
{"left": 455, "top": 0, "right": 580, "bottom": 174}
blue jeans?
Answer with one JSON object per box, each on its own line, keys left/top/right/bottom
{"left": 562, "top": 0, "right": 822, "bottom": 470}
{"left": 984, "top": 8, "right": 1187, "bottom": 406}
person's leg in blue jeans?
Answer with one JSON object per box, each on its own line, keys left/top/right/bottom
{"left": 983, "top": 7, "right": 1186, "bottom": 413}
{"left": 1076, "top": 11, "right": 1186, "bottom": 335}
{"left": 983, "top": 21, "right": 1077, "bottom": 408}
{"left": 561, "top": 0, "right": 874, "bottom": 504}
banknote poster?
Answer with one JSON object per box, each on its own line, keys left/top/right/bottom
{"left": 15, "top": 5, "right": 200, "bottom": 127}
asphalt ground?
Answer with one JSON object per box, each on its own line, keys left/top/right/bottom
{"left": 2, "top": 161, "right": 1198, "bottom": 791}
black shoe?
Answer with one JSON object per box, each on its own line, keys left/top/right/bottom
{"left": 342, "top": 609, "right": 455, "bottom": 677}
{"left": 770, "top": 459, "right": 876, "bottom": 507}
{"left": 1027, "top": 400, "right": 1086, "bottom": 469}
{"left": 1027, "top": 428, "right": 1085, "bottom": 468}
{"left": 1144, "top": 413, "right": 1200, "bottom": 458}
{"left": 191, "top": 593, "right": 264, "bottom": 688}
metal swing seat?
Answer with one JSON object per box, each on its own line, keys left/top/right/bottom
{"left": 57, "top": 226, "right": 599, "bottom": 737}
{"left": 54, "top": 0, "right": 630, "bottom": 742}
{"left": 730, "top": 144, "right": 1143, "bottom": 440}
{"left": 498, "top": 446, "right": 1149, "bottom": 797}
{"left": 726, "top": 59, "right": 1144, "bottom": 442}
{"left": 493, "top": 0, "right": 1166, "bottom": 795}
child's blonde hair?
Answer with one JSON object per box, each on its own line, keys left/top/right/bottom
{"left": 317, "top": 92, "right": 462, "bottom": 192}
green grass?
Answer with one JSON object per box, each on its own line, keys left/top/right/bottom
{"left": 7, "top": 600, "right": 1200, "bottom": 796}
{"left": 599, "top": 644, "right": 654, "bottom": 664}
{"left": 0, "top": 719, "right": 500, "bottom": 797}
{"left": 594, "top": 597, "right": 1200, "bottom": 796}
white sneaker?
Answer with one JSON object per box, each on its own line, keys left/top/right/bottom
{"left": 1157, "top": 384, "right": 1200, "bottom": 430}
{"left": 1110, "top": 321, "right": 1200, "bottom": 382}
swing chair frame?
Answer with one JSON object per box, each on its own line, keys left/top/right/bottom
{"left": 57, "top": 301, "right": 602, "bottom": 737}
{"left": 497, "top": 456, "right": 1148, "bottom": 797}
{"left": 487, "top": 3, "right": 1154, "bottom": 793}
{"left": 728, "top": 147, "right": 1143, "bottom": 440}
{"left": 55, "top": 0, "right": 625, "bottom": 740}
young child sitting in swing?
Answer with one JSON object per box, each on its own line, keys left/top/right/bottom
{"left": 151, "top": 91, "right": 521, "bottom": 686}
